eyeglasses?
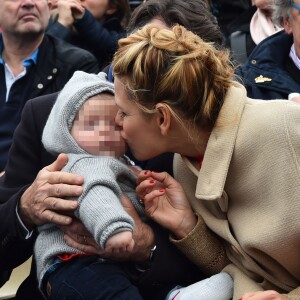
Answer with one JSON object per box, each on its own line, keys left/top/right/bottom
{"left": 291, "top": 1, "right": 300, "bottom": 11}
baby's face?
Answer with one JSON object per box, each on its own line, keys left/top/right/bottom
{"left": 71, "top": 93, "right": 127, "bottom": 157}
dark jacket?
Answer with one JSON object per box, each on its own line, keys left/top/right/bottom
{"left": 236, "top": 31, "right": 300, "bottom": 100}
{"left": 226, "top": 5, "right": 257, "bottom": 64}
{"left": 0, "top": 34, "right": 100, "bottom": 170}
{"left": 0, "top": 93, "right": 202, "bottom": 300}
{"left": 211, "top": 0, "right": 251, "bottom": 39}
{"left": 47, "top": 10, "right": 126, "bottom": 68}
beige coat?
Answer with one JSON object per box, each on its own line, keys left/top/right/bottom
{"left": 172, "top": 82, "right": 300, "bottom": 300}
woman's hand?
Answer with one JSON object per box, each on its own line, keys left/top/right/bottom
{"left": 56, "top": 0, "right": 85, "bottom": 27}
{"left": 19, "top": 153, "right": 83, "bottom": 229}
{"left": 136, "top": 171, "right": 197, "bottom": 239}
{"left": 240, "top": 291, "right": 288, "bottom": 300}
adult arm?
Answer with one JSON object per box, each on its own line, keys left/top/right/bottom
{"left": 47, "top": 0, "right": 83, "bottom": 43}
{"left": 0, "top": 95, "right": 83, "bottom": 270}
{"left": 136, "top": 170, "right": 228, "bottom": 275}
{"left": 74, "top": 9, "right": 125, "bottom": 52}
{"left": 47, "top": 20, "right": 76, "bottom": 44}
{"left": 64, "top": 193, "right": 204, "bottom": 292}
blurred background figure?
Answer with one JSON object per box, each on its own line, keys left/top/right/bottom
{"left": 236, "top": 0, "right": 300, "bottom": 100}
{"left": 128, "top": 0, "right": 223, "bottom": 46}
{"left": 129, "top": 0, "right": 143, "bottom": 11}
{"left": 47, "top": 0, "right": 131, "bottom": 68}
{"left": 209, "top": 0, "right": 252, "bottom": 42}
{"left": 227, "top": 0, "right": 283, "bottom": 64}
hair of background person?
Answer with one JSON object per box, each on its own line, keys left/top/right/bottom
{"left": 127, "top": 0, "right": 224, "bottom": 47}
{"left": 113, "top": 24, "right": 234, "bottom": 129}
{"left": 110, "top": 0, "right": 132, "bottom": 27}
{"left": 272, "top": 0, "right": 292, "bottom": 27}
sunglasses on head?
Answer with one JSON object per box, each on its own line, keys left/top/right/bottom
{"left": 291, "top": 1, "right": 300, "bottom": 11}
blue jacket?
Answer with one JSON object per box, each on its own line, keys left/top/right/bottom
{"left": 47, "top": 10, "right": 126, "bottom": 68}
{"left": 236, "top": 31, "right": 300, "bottom": 100}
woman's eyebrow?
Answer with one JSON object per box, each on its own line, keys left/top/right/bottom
{"left": 114, "top": 99, "right": 123, "bottom": 109}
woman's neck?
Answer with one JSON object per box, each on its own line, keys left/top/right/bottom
{"left": 167, "top": 125, "right": 210, "bottom": 158}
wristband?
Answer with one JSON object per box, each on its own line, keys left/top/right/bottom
{"left": 148, "top": 244, "right": 156, "bottom": 261}
{"left": 135, "top": 244, "right": 157, "bottom": 272}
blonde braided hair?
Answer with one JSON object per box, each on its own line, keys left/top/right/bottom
{"left": 113, "top": 24, "right": 234, "bottom": 129}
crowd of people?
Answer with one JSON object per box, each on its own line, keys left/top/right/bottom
{"left": 0, "top": 0, "right": 300, "bottom": 300}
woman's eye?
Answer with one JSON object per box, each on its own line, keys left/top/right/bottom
{"left": 119, "top": 111, "right": 127, "bottom": 119}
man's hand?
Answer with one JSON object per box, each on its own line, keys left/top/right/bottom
{"left": 60, "top": 218, "right": 102, "bottom": 254}
{"left": 64, "top": 194, "right": 155, "bottom": 263}
{"left": 19, "top": 153, "right": 83, "bottom": 229}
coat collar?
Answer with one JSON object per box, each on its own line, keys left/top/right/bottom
{"left": 188, "top": 82, "right": 247, "bottom": 200}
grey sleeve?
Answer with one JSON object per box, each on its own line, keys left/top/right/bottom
{"left": 69, "top": 156, "right": 135, "bottom": 249}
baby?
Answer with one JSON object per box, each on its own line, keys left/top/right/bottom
{"left": 34, "top": 71, "right": 144, "bottom": 299}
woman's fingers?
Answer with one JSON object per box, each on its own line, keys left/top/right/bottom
{"left": 136, "top": 177, "right": 157, "bottom": 199}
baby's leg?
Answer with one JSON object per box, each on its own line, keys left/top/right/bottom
{"left": 166, "top": 272, "right": 233, "bottom": 300}
{"left": 45, "top": 256, "right": 143, "bottom": 299}
{"left": 105, "top": 231, "right": 134, "bottom": 253}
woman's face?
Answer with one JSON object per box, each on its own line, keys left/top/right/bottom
{"left": 80, "top": 0, "right": 113, "bottom": 22}
{"left": 114, "top": 77, "right": 165, "bottom": 161}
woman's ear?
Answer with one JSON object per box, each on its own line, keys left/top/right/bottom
{"left": 155, "top": 103, "right": 172, "bottom": 136}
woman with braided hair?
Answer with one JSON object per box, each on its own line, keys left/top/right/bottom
{"left": 113, "top": 24, "right": 300, "bottom": 300}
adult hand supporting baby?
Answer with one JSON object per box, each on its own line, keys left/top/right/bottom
{"left": 63, "top": 193, "right": 156, "bottom": 263}
{"left": 19, "top": 153, "right": 83, "bottom": 229}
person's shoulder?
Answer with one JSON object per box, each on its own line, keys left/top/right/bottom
{"left": 29, "top": 92, "right": 58, "bottom": 108}
{"left": 103, "top": 17, "right": 125, "bottom": 34}
{"left": 237, "top": 30, "right": 291, "bottom": 75}
{"left": 24, "top": 92, "right": 58, "bottom": 123}
{"left": 247, "top": 30, "right": 291, "bottom": 60}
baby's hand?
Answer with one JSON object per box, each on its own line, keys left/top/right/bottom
{"left": 105, "top": 231, "right": 134, "bottom": 253}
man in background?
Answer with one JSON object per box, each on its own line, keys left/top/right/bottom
{"left": 0, "top": 0, "right": 99, "bottom": 172}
